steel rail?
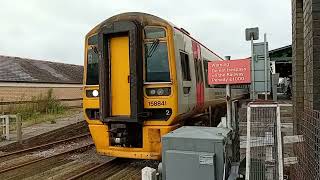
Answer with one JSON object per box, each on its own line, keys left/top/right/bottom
{"left": 66, "top": 159, "right": 117, "bottom": 180}
{"left": 0, "top": 143, "right": 94, "bottom": 174}
{"left": 0, "top": 133, "right": 90, "bottom": 159}
{"left": 66, "top": 158, "right": 133, "bottom": 180}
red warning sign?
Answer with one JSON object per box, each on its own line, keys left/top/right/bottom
{"left": 208, "top": 59, "right": 251, "bottom": 85}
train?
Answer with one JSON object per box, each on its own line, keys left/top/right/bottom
{"left": 83, "top": 12, "right": 248, "bottom": 160}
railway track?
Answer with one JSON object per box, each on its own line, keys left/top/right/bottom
{"left": 0, "top": 133, "right": 90, "bottom": 160}
{"left": 0, "top": 143, "right": 94, "bottom": 173}
{"left": 0, "top": 134, "right": 150, "bottom": 180}
{"left": 0, "top": 151, "right": 142, "bottom": 180}
{"left": 0, "top": 133, "right": 90, "bottom": 158}
{"left": 67, "top": 158, "right": 134, "bottom": 180}
{"left": 0, "top": 134, "right": 94, "bottom": 180}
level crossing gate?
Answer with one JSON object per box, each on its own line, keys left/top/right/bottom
{"left": 245, "top": 102, "right": 284, "bottom": 180}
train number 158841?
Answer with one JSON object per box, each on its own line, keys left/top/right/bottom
{"left": 148, "top": 101, "right": 167, "bottom": 107}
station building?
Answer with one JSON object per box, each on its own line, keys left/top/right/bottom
{"left": 269, "top": 45, "right": 292, "bottom": 78}
{"left": 0, "top": 55, "right": 83, "bottom": 110}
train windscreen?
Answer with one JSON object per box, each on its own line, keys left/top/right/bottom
{"left": 145, "top": 42, "right": 170, "bottom": 82}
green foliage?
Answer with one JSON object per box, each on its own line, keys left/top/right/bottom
{"left": 8, "top": 88, "right": 66, "bottom": 121}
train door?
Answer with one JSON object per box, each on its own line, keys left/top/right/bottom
{"left": 110, "top": 36, "right": 131, "bottom": 116}
{"left": 180, "top": 51, "right": 192, "bottom": 111}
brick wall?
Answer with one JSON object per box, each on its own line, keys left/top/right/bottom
{"left": 292, "top": 0, "right": 304, "bottom": 133}
{"left": 0, "top": 86, "right": 82, "bottom": 102}
{"left": 292, "top": 0, "right": 320, "bottom": 129}
{"left": 303, "top": 0, "right": 320, "bottom": 110}
{"left": 304, "top": 0, "right": 313, "bottom": 109}
{"left": 292, "top": 0, "right": 320, "bottom": 179}
{"left": 0, "top": 84, "right": 83, "bottom": 111}
{"left": 313, "top": 0, "right": 320, "bottom": 109}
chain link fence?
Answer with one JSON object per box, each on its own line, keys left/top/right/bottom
{"left": 245, "top": 102, "right": 283, "bottom": 180}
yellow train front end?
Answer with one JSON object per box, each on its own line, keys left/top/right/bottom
{"left": 83, "top": 13, "right": 180, "bottom": 160}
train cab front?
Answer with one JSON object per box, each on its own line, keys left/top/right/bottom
{"left": 84, "top": 15, "right": 178, "bottom": 160}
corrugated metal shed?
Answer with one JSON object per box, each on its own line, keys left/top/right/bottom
{"left": 0, "top": 55, "right": 83, "bottom": 84}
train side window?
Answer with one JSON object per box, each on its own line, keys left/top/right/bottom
{"left": 204, "top": 60, "right": 214, "bottom": 88}
{"left": 144, "top": 27, "right": 166, "bottom": 39}
{"left": 86, "top": 47, "right": 99, "bottom": 85}
{"left": 204, "top": 60, "right": 209, "bottom": 87}
{"left": 180, "top": 52, "right": 191, "bottom": 81}
{"left": 88, "top": 34, "right": 98, "bottom": 45}
{"left": 199, "top": 60, "right": 204, "bottom": 82}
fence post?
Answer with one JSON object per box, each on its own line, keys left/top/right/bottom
{"left": 245, "top": 106, "right": 251, "bottom": 180}
{"left": 1, "top": 116, "right": 4, "bottom": 137}
{"left": 16, "top": 114, "right": 22, "bottom": 144}
{"left": 5, "top": 115, "right": 10, "bottom": 140}
{"left": 276, "top": 105, "right": 284, "bottom": 180}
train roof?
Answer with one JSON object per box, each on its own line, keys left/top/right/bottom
{"left": 86, "top": 12, "right": 223, "bottom": 60}
{"left": 86, "top": 12, "right": 175, "bottom": 37}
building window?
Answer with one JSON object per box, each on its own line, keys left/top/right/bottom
{"left": 180, "top": 52, "right": 191, "bottom": 81}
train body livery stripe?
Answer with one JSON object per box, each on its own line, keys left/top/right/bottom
{"left": 174, "top": 27, "right": 224, "bottom": 60}
{"left": 192, "top": 40, "right": 205, "bottom": 108}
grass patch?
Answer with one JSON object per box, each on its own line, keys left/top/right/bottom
{"left": 22, "top": 108, "right": 82, "bottom": 127}
{"left": 5, "top": 89, "right": 81, "bottom": 127}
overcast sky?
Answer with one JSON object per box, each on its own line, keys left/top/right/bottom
{"left": 0, "top": 0, "right": 291, "bottom": 65}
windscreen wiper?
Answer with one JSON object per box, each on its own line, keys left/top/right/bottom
{"left": 147, "top": 39, "right": 160, "bottom": 58}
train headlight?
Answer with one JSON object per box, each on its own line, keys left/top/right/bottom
{"left": 146, "top": 87, "right": 171, "bottom": 96}
{"left": 149, "top": 89, "right": 156, "bottom": 95}
{"left": 86, "top": 89, "right": 99, "bottom": 98}
{"left": 157, "top": 88, "right": 164, "bottom": 96}
{"left": 92, "top": 90, "right": 99, "bottom": 97}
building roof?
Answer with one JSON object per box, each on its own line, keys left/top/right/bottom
{"left": 269, "top": 45, "right": 292, "bottom": 54}
{"left": 0, "top": 55, "right": 83, "bottom": 84}
{"left": 269, "top": 45, "right": 292, "bottom": 61}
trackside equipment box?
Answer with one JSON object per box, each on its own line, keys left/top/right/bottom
{"left": 162, "top": 126, "right": 232, "bottom": 180}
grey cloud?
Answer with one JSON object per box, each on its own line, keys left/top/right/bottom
{"left": 0, "top": 0, "right": 291, "bottom": 65}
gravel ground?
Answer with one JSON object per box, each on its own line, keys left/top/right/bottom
{"left": 32, "top": 138, "right": 92, "bottom": 158}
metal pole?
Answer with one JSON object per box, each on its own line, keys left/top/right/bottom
{"left": 208, "top": 106, "right": 212, "bottom": 127}
{"left": 251, "top": 36, "right": 255, "bottom": 100}
{"left": 272, "top": 73, "right": 279, "bottom": 101}
{"left": 225, "top": 56, "right": 232, "bottom": 129}
{"left": 264, "top": 33, "right": 268, "bottom": 100}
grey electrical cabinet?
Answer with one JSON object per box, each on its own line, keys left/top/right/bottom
{"left": 162, "top": 126, "right": 232, "bottom": 180}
